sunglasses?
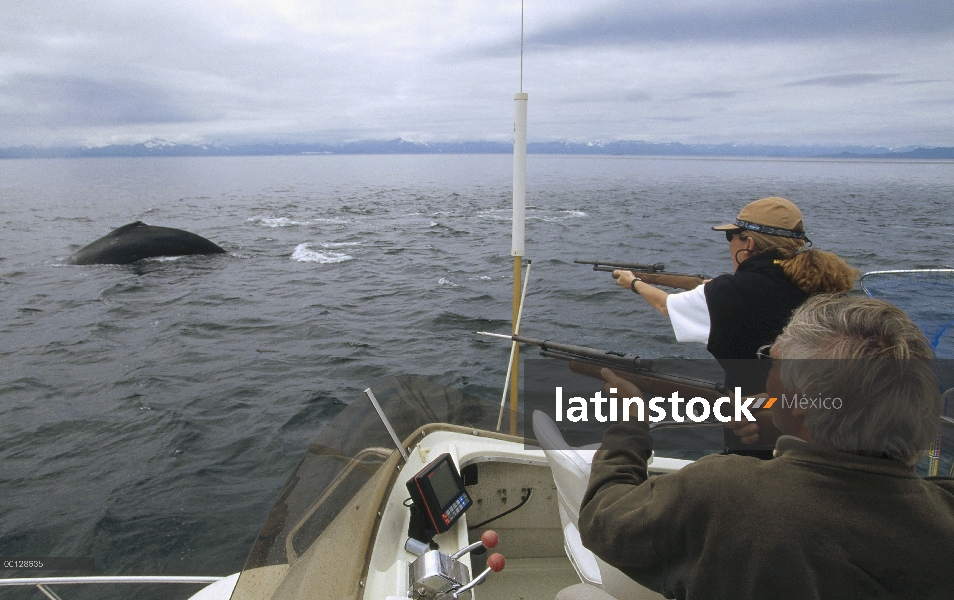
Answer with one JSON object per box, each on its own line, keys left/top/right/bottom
{"left": 725, "top": 230, "right": 744, "bottom": 242}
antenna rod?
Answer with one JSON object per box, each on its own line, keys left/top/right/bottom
{"left": 510, "top": 0, "right": 529, "bottom": 436}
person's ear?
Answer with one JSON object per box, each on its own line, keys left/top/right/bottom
{"left": 790, "top": 405, "right": 810, "bottom": 420}
{"left": 745, "top": 236, "right": 756, "bottom": 252}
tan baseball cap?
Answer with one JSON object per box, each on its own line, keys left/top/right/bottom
{"left": 712, "top": 196, "right": 807, "bottom": 239}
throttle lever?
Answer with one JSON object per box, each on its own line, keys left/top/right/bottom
{"left": 450, "top": 530, "right": 498, "bottom": 560}
{"left": 452, "top": 553, "right": 505, "bottom": 598}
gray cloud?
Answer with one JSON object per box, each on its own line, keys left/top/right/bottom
{"left": 893, "top": 78, "right": 948, "bottom": 86}
{"left": 622, "top": 91, "right": 653, "bottom": 103}
{"left": 553, "top": 89, "right": 653, "bottom": 104}
{"left": 685, "top": 90, "right": 741, "bottom": 100}
{"left": 0, "top": 75, "right": 208, "bottom": 126}
{"left": 648, "top": 116, "right": 697, "bottom": 123}
{"left": 521, "top": 0, "right": 954, "bottom": 50}
{"left": 785, "top": 74, "right": 895, "bottom": 87}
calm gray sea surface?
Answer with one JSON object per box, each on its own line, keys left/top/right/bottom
{"left": 1, "top": 155, "right": 952, "bottom": 598}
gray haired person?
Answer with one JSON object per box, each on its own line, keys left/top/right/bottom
{"left": 581, "top": 294, "right": 954, "bottom": 600}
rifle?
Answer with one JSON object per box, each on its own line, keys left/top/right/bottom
{"left": 480, "top": 333, "right": 728, "bottom": 400}
{"left": 574, "top": 259, "right": 707, "bottom": 290}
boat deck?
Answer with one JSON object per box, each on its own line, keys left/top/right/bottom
{"left": 476, "top": 556, "right": 580, "bottom": 599}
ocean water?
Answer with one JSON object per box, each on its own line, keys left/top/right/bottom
{"left": 0, "top": 154, "right": 952, "bottom": 598}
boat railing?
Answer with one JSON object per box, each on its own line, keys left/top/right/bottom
{"left": 0, "top": 575, "right": 224, "bottom": 600}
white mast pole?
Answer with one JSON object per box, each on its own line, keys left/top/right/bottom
{"left": 507, "top": 0, "right": 528, "bottom": 436}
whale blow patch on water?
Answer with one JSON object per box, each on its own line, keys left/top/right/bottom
{"left": 290, "top": 242, "right": 353, "bottom": 263}
{"left": 68, "top": 221, "right": 226, "bottom": 265}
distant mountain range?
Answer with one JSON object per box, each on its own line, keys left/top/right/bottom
{"left": 2, "top": 139, "right": 952, "bottom": 159}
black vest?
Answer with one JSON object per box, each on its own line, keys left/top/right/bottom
{"left": 704, "top": 251, "right": 808, "bottom": 393}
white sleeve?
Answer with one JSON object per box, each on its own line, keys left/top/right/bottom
{"left": 666, "top": 284, "right": 710, "bottom": 344}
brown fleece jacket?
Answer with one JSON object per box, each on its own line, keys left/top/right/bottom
{"left": 579, "top": 421, "right": 954, "bottom": 600}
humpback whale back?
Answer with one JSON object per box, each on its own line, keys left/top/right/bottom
{"left": 69, "top": 221, "right": 226, "bottom": 265}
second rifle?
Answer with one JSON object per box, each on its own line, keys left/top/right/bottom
{"left": 505, "top": 334, "right": 727, "bottom": 400}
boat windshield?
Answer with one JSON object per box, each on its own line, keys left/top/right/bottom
{"left": 227, "top": 375, "right": 504, "bottom": 600}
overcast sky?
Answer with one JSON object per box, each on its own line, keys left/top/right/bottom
{"left": 2, "top": 0, "right": 952, "bottom": 148}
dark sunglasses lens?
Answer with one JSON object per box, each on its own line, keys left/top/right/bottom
{"left": 725, "top": 231, "right": 734, "bottom": 242}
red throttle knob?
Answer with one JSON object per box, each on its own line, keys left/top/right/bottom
{"left": 481, "top": 530, "right": 499, "bottom": 549}
{"left": 487, "top": 553, "right": 505, "bottom": 572}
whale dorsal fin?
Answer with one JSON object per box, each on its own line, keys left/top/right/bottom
{"left": 114, "top": 221, "right": 147, "bottom": 232}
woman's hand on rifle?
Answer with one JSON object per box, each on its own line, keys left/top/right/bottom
{"left": 613, "top": 269, "right": 670, "bottom": 315}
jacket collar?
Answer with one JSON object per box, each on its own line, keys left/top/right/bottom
{"left": 736, "top": 249, "right": 786, "bottom": 273}
{"left": 773, "top": 435, "right": 917, "bottom": 478}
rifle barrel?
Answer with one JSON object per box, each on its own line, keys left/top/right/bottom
{"left": 574, "top": 259, "right": 666, "bottom": 273}
{"left": 590, "top": 265, "right": 707, "bottom": 279}
{"left": 512, "top": 335, "right": 654, "bottom": 371}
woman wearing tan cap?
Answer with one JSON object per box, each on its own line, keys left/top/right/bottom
{"left": 614, "top": 196, "right": 857, "bottom": 393}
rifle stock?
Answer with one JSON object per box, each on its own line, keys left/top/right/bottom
{"left": 627, "top": 271, "right": 705, "bottom": 290}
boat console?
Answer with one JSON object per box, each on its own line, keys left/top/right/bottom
{"left": 405, "top": 453, "right": 505, "bottom": 599}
